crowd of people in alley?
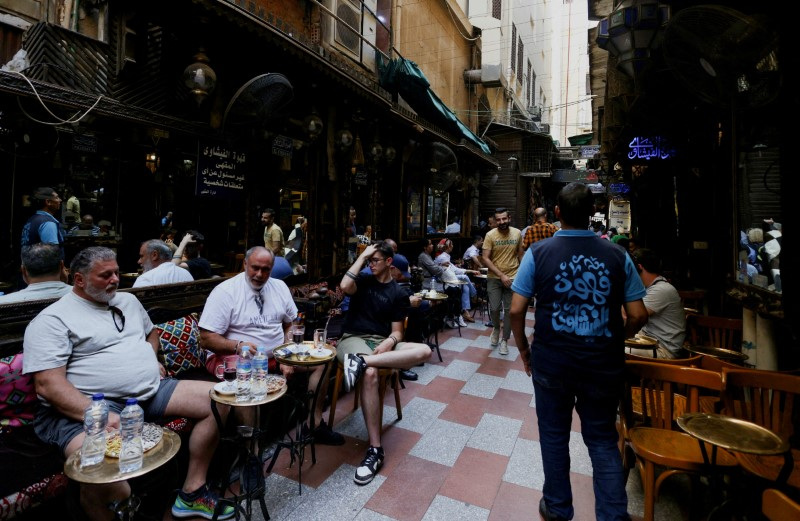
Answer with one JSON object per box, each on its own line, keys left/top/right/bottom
{"left": 6, "top": 181, "right": 708, "bottom": 521}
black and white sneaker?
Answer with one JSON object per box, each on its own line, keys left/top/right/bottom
{"left": 342, "top": 353, "right": 366, "bottom": 393}
{"left": 354, "top": 446, "right": 384, "bottom": 485}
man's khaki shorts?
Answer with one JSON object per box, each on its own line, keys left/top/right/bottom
{"left": 336, "top": 333, "right": 405, "bottom": 364}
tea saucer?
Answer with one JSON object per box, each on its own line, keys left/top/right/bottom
{"left": 309, "top": 347, "right": 332, "bottom": 359}
{"left": 214, "top": 382, "right": 236, "bottom": 395}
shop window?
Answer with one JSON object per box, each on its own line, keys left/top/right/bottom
{"left": 426, "top": 188, "right": 449, "bottom": 234}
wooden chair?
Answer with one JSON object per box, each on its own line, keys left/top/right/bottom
{"left": 678, "top": 289, "right": 707, "bottom": 315}
{"left": 721, "top": 368, "right": 800, "bottom": 443}
{"left": 696, "top": 355, "right": 746, "bottom": 413}
{"left": 686, "top": 314, "right": 743, "bottom": 351}
{"left": 623, "top": 361, "right": 739, "bottom": 521}
{"left": 326, "top": 315, "right": 406, "bottom": 428}
{"left": 619, "top": 355, "right": 702, "bottom": 472}
{"left": 762, "top": 489, "right": 800, "bottom": 521}
{"left": 328, "top": 363, "right": 402, "bottom": 428}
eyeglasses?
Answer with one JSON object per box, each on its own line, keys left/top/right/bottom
{"left": 367, "top": 257, "right": 385, "bottom": 265}
{"left": 254, "top": 291, "right": 264, "bottom": 314}
{"left": 109, "top": 306, "right": 125, "bottom": 333}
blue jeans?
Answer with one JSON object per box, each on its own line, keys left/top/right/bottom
{"left": 533, "top": 371, "right": 629, "bottom": 521}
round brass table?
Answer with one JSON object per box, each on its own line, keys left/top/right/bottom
{"left": 209, "top": 377, "right": 288, "bottom": 521}
{"left": 678, "top": 412, "right": 790, "bottom": 520}
{"left": 269, "top": 342, "right": 337, "bottom": 493}
{"left": 683, "top": 344, "right": 749, "bottom": 362}
{"left": 64, "top": 428, "right": 181, "bottom": 484}
{"left": 414, "top": 291, "right": 448, "bottom": 301}
{"left": 677, "top": 412, "right": 788, "bottom": 456}
{"left": 64, "top": 428, "right": 181, "bottom": 520}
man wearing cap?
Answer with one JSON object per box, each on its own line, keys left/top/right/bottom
{"left": 388, "top": 253, "right": 430, "bottom": 381}
{"left": 21, "top": 187, "right": 65, "bottom": 258}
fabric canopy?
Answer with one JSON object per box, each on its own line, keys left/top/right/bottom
{"left": 379, "top": 57, "right": 492, "bottom": 155}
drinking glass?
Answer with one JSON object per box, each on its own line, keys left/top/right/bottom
{"left": 314, "top": 329, "right": 326, "bottom": 350}
{"left": 214, "top": 355, "right": 239, "bottom": 391}
{"left": 292, "top": 325, "right": 305, "bottom": 347}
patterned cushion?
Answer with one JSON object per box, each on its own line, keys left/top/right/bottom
{"left": 0, "top": 353, "right": 37, "bottom": 430}
{"left": 156, "top": 314, "right": 206, "bottom": 377}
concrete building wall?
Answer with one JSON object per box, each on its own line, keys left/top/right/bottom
{"left": 393, "top": 0, "right": 475, "bottom": 120}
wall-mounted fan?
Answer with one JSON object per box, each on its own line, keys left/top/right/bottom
{"left": 222, "top": 73, "right": 294, "bottom": 132}
{"left": 662, "top": 5, "right": 781, "bottom": 110}
{"left": 423, "top": 142, "right": 458, "bottom": 193}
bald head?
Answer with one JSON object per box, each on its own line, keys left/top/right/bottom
{"left": 384, "top": 238, "right": 398, "bottom": 253}
{"left": 534, "top": 208, "right": 547, "bottom": 221}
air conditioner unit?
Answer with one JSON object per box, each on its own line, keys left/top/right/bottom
{"left": 528, "top": 105, "right": 541, "bottom": 121}
{"left": 539, "top": 123, "right": 550, "bottom": 134}
{"left": 329, "top": 0, "right": 362, "bottom": 61}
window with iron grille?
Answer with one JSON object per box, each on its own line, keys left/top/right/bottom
{"left": 511, "top": 24, "right": 517, "bottom": 74}
{"left": 492, "top": 0, "right": 501, "bottom": 20}
{"left": 517, "top": 39, "right": 523, "bottom": 86}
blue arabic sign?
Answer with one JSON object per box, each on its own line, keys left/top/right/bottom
{"left": 627, "top": 136, "right": 674, "bottom": 160}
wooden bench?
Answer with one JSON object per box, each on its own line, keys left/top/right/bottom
{"left": 0, "top": 278, "right": 225, "bottom": 520}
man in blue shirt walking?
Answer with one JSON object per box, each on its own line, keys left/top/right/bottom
{"left": 510, "top": 182, "right": 648, "bottom": 521}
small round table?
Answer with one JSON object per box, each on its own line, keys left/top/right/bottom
{"left": 64, "top": 428, "right": 181, "bottom": 520}
{"left": 267, "top": 342, "right": 336, "bottom": 493}
{"left": 683, "top": 344, "right": 749, "bottom": 363}
{"left": 625, "top": 335, "right": 658, "bottom": 357}
{"left": 678, "top": 412, "right": 789, "bottom": 520}
{"left": 210, "top": 380, "right": 288, "bottom": 521}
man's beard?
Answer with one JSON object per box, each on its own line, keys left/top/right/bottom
{"left": 497, "top": 222, "right": 509, "bottom": 231}
{"left": 85, "top": 282, "right": 117, "bottom": 303}
{"left": 142, "top": 259, "right": 155, "bottom": 272}
{"left": 246, "top": 275, "right": 266, "bottom": 291}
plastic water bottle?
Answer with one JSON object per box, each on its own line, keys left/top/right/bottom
{"left": 80, "top": 393, "right": 108, "bottom": 468}
{"left": 236, "top": 346, "right": 253, "bottom": 402}
{"left": 252, "top": 346, "right": 268, "bottom": 399}
{"left": 119, "top": 398, "right": 144, "bottom": 473}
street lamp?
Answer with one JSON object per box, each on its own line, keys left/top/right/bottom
{"left": 596, "top": 1, "right": 671, "bottom": 80}
{"left": 183, "top": 49, "right": 217, "bottom": 106}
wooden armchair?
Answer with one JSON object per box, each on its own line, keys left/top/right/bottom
{"left": 762, "top": 488, "right": 800, "bottom": 521}
{"left": 623, "top": 361, "right": 738, "bottom": 521}
{"left": 686, "top": 314, "right": 743, "bottom": 351}
{"left": 721, "top": 368, "right": 800, "bottom": 444}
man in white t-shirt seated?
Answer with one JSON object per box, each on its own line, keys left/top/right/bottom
{"left": 133, "top": 239, "right": 194, "bottom": 288}
{"left": 22, "top": 246, "right": 233, "bottom": 520}
{"left": 629, "top": 248, "right": 687, "bottom": 358}
{"left": 198, "top": 246, "right": 343, "bottom": 445}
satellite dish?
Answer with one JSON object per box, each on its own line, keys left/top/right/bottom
{"left": 222, "top": 73, "right": 294, "bottom": 132}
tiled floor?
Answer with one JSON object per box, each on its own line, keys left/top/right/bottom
{"left": 242, "top": 310, "right": 691, "bottom": 521}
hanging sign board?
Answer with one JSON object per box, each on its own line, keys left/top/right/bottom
{"left": 196, "top": 141, "right": 246, "bottom": 197}
{"left": 608, "top": 199, "right": 631, "bottom": 233}
{"left": 271, "top": 135, "right": 294, "bottom": 158}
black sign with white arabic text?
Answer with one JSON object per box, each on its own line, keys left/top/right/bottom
{"left": 196, "top": 141, "right": 247, "bottom": 198}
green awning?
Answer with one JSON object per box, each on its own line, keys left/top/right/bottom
{"left": 568, "top": 133, "right": 594, "bottom": 146}
{"left": 379, "top": 57, "right": 492, "bottom": 155}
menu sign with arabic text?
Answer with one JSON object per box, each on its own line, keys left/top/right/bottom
{"left": 196, "top": 142, "right": 246, "bottom": 197}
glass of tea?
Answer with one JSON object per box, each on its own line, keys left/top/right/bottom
{"left": 214, "top": 355, "right": 239, "bottom": 391}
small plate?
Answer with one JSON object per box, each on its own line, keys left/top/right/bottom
{"left": 214, "top": 382, "right": 236, "bottom": 395}
{"left": 309, "top": 347, "right": 332, "bottom": 359}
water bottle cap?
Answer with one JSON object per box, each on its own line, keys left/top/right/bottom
{"left": 92, "top": 393, "right": 105, "bottom": 400}
{"left": 257, "top": 345, "right": 267, "bottom": 354}
{"left": 125, "top": 398, "right": 138, "bottom": 405}
{"left": 242, "top": 345, "right": 251, "bottom": 353}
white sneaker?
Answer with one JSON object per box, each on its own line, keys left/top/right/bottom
{"left": 499, "top": 339, "right": 509, "bottom": 355}
{"left": 457, "top": 315, "right": 467, "bottom": 327}
{"left": 444, "top": 318, "right": 458, "bottom": 329}
{"left": 490, "top": 328, "right": 500, "bottom": 347}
